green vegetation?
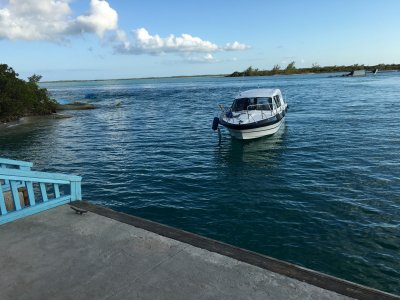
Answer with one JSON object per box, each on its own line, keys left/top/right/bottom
{"left": 228, "top": 62, "right": 400, "bottom": 77}
{"left": 0, "top": 64, "right": 57, "bottom": 122}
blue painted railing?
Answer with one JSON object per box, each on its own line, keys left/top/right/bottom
{"left": 0, "top": 158, "right": 33, "bottom": 192}
{"left": 0, "top": 158, "right": 82, "bottom": 225}
{"left": 0, "top": 157, "right": 33, "bottom": 170}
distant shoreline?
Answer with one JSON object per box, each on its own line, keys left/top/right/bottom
{"left": 42, "top": 68, "right": 400, "bottom": 84}
{"left": 227, "top": 63, "right": 400, "bottom": 77}
{"left": 42, "top": 74, "right": 225, "bottom": 84}
{"left": 41, "top": 61, "right": 400, "bottom": 83}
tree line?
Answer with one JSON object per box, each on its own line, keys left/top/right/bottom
{"left": 227, "top": 62, "right": 400, "bottom": 77}
{"left": 0, "top": 64, "right": 56, "bottom": 122}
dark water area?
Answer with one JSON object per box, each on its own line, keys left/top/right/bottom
{"left": 1, "top": 73, "right": 400, "bottom": 294}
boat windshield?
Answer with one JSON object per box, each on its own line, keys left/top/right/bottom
{"left": 231, "top": 97, "right": 273, "bottom": 111}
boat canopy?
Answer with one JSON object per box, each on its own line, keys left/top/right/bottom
{"left": 231, "top": 89, "right": 284, "bottom": 112}
{"left": 236, "top": 88, "right": 281, "bottom": 99}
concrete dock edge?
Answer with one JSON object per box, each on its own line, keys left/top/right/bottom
{"left": 71, "top": 201, "right": 399, "bottom": 300}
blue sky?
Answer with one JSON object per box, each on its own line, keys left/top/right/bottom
{"left": 1, "top": 0, "right": 399, "bottom": 81}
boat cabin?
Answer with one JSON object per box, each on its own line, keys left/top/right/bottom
{"left": 231, "top": 89, "right": 284, "bottom": 112}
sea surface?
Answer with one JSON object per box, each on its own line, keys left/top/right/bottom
{"left": 1, "top": 73, "right": 399, "bottom": 294}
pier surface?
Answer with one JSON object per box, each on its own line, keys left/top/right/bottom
{"left": 0, "top": 202, "right": 398, "bottom": 300}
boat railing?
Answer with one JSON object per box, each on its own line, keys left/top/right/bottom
{"left": 246, "top": 104, "right": 276, "bottom": 119}
{"left": 0, "top": 158, "right": 82, "bottom": 225}
{"left": 221, "top": 103, "right": 281, "bottom": 121}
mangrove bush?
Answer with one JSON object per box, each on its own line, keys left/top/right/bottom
{"left": 0, "top": 64, "right": 57, "bottom": 122}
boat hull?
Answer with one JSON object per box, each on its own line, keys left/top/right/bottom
{"left": 226, "top": 118, "right": 285, "bottom": 140}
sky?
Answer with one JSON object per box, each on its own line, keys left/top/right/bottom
{"left": 1, "top": 0, "right": 400, "bottom": 81}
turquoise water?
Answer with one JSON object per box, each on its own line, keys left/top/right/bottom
{"left": 1, "top": 73, "right": 400, "bottom": 294}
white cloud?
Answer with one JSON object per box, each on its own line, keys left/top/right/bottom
{"left": 74, "top": 0, "right": 118, "bottom": 37}
{"left": 186, "top": 53, "right": 218, "bottom": 63}
{"left": 0, "top": 0, "right": 117, "bottom": 41}
{"left": 115, "top": 28, "right": 219, "bottom": 55}
{"left": 114, "top": 28, "right": 250, "bottom": 58}
{"left": 224, "top": 41, "right": 251, "bottom": 51}
{"left": 0, "top": 0, "right": 71, "bottom": 40}
{"left": 203, "top": 53, "right": 215, "bottom": 61}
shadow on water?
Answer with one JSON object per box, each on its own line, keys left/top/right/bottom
{"left": 215, "top": 123, "right": 288, "bottom": 167}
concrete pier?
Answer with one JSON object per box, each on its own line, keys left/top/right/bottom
{"left": 0, "top": 202, "right": 398, "bottom": 300}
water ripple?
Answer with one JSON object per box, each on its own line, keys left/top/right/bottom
{"left": 2, "top": 73, "right": 400, "bottom": 295}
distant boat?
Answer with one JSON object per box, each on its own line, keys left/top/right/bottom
{"left": 331, "top": 68, "right": 378, "bottom": 78}
{"left": 342, "top": 70, "right": 366, "bottom": 77}
{"left": 213, "top": 88, "right": 288, "bottom": 140}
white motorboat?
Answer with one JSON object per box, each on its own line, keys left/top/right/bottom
{"left": 213, "top": 88, "right": 288, "bottom": 140}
